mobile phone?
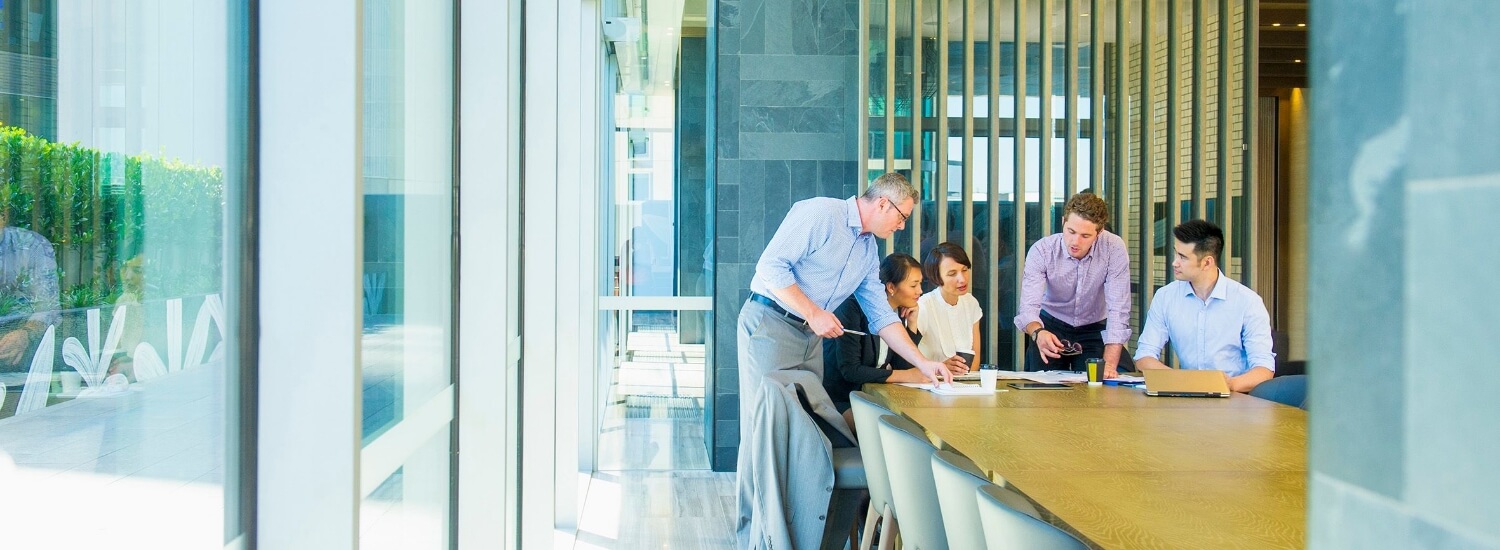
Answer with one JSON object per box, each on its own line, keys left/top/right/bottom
{"left": 1008, "top": 382, "right": 1072, "bottom": 390}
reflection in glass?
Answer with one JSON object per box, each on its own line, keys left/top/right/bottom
{"left": 597, "top": 309, "right": 710, "bottom": 471}
{"left": 597, "top": 19, "right": 712, "bottom": 472}
{"left": 358, "top": 0, "right": 453, "bottom": 546}
{"left": 0, "top": 1, "right": 237, "bottom": 545}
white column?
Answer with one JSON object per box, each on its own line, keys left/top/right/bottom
{"left": 258, "top": 0, "right": 360, "bottom": 548}
{"left": 458, "top": 0, "right": 523, "bottom": 546}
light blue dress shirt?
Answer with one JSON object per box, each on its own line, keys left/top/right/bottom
{"left": 751, "top": 197, "right": 900, "bottom": 333}
{"left": 1133, "top": 271, "right": 1276, "bottom": 377}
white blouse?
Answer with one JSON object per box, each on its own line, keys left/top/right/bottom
{"left": 914, "top": 289, "right": 983, "bottom": 361}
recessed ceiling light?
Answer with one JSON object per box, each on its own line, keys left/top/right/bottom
{"left": 1294, "top": 59, "right": 1302, "bottom": 63}
{"left": 1297, "top": 23, "right": 1306, "bottom": 27}
{"left": 1271, "top": 22, "right": 1281, "bottom": 27}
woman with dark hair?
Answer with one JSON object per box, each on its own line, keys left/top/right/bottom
{"left": 915, "top": 242, "right": 983, "bottom": 369}
{"left": 822, "top": 253, "right": 964, "bottom": 414}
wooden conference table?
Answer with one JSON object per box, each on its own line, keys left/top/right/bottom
{"left": 863, "top": 381, "right": 1307, "bottom": 549}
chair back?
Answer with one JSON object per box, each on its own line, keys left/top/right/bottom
{"left": 849, "top": 391, "right": 896, "bottom": 511}
{"left": 976, "top": 485, "right": 1088, "bottom": 550}
{"left": 1249, "top": 373, "right": 1309, "bottom": 409}
{"left": 930, "top": 451, "right": 990, "bottom": 550}
{"left": 877, "top": 414, "right": 949, "bottom": 550}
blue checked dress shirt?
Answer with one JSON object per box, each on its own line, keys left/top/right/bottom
{"left": 750, "top": 197, "right": 901, "bottom": 334}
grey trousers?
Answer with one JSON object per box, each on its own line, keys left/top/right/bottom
{"left": 736, "top": 300, "right": 822, "bottom": 429}
{"left": 736, "top": 300, "right": 860, "bottom": 549}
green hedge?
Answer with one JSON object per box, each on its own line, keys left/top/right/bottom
{"left": 0, "top": 124, "right": 224, "bottom": 313}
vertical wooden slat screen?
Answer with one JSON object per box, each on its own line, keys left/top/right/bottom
{"left": 855, "top": 0, "right": 1258, "bottom": 369}
{"left": 937, "top": 0, "right": 951, "bottom": 248}
{"left": 1039, "top": 0, "right": 1054, "bottom": 236}
{"left": 962, "top": 0, "right": 977, "bottom": 256}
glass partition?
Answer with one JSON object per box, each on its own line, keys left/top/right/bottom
{"left": 597, "top": 12, "right": 713, "bottom": 472}
{"left": 0, "top": 1, "right": 245, "bottom": 545}
{"left": 358, "top": 0, "right": 455, "bottom": 546}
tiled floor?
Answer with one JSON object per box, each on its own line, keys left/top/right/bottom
{"left": 582, "top": 326, "right": 738, "bottom": 549}
{"left": 576, "top": 470, "right": 738, "bottom": 550}
{"left": 597, "top": 329, "right": 710, "bottom": 471}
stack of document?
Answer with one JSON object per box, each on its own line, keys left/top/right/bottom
{"left": 996, "top": 370, "right": 1087, "bottom": 384}
{"left": 895, "top": 382, "right": 1000, "bottom": 395}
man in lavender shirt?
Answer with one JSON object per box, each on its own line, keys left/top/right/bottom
{"left": 1013, "top": 193, "right": 1132, "bottom": 376}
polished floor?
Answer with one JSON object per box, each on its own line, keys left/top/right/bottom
{"left": 597, "top": 326, "right": 709, "bottom": 471}
{"left": 580, "top": 321, "right": 738, "bottom": 549}
{"left": 576, "top": 470, "right": 738, "bottom": 550}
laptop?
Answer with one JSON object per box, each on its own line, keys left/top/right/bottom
{"left": 1143, "top": 369, "right": 1231, "bottom": 398}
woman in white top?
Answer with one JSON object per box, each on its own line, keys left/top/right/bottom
{"left": 914, "top": 242, "right": 983, "bottom": 370}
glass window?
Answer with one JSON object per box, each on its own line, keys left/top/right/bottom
{"left": 0, "top": 1, "right": 243, "bottom": 545}
{"left": 359, "top": 0, "right": 454, "bottom": 546}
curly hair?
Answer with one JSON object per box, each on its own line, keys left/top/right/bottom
{"left": 1063, "top": 192, "right": 1109, "bottom": 230}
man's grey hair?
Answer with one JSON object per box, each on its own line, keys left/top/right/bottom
{"left": 860, "top": 172, "right": 918, "bottom": 205}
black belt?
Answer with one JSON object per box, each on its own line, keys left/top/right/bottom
{"left": 749, "top": 292, "right": 807, "bottom": 325}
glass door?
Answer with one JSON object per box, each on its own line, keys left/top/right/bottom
{"left": 596, "top": 22, "right": 713, "bottom": 472}
{"left": 357, "top": 1, "right": 456, "bottom": 547}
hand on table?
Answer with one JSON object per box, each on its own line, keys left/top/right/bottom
{"left": 916, "top": 359, "right": 953, "bottom": 386}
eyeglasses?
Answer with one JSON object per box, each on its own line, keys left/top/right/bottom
{"left": 888, "top": 198, "right": 911, "bottom": 223}
{"left": 1056, "top": 338, "right": 1084, "bottom": 356}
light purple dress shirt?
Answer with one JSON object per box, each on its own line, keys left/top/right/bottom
{"left": 1012, "top": 231, "right": 1132, "bottom": 345}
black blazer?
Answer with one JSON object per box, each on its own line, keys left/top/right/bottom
{"left": 821, "top": 297, "right": 919, "bottom": 407}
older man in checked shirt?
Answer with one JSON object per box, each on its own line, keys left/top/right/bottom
{"left": 738, "top": 173, "right": 954, "bottom": 422}
{"left": 1014, "top": 192, "right": 1132, "bottom": 377}
{"left": 736, "top": 173, "right": 956, "bottom": 548}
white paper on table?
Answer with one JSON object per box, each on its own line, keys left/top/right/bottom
{"left": 993, "top": 370, "right": 1087, "bottom": 384}
{"left": 895, "top": 382, "right": 1003, "bottom": 395}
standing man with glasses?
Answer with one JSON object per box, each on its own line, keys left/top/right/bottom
{"left": 1014, "top": 192, "right": 1133, "bottom": 376}
{"left": 736, "top": 172, "right": 956, "bottom": 548}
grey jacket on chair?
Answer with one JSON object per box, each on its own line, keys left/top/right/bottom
{"left": 737, "top": 369, "right": 856, "bottom": 549}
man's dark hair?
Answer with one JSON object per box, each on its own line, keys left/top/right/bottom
{"left": 922, "top": 242, "right": 972, "bottom": 284}
{"left": 879, "top": 253, "right": 922, "bottom": 286}
{"left": 1172, "top": 219, "right": 1224, "bottom": 264}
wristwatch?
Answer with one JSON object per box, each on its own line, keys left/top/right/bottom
{"left": 1028, "top": 327, "right": 1047, "bottom": 341}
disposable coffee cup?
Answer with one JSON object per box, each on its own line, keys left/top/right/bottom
{"left": 978, "top": 363, "right": 999, "bottom": 391}
{"left": 60, "top": 371, "right": 83, "bottom": 396}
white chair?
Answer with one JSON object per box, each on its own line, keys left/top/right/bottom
{"left": 976, "top": 485, "right": 1088, "bottom": 550}
{"left": 878, "top": 413, "right": 949, "bottom": 550}
{"left": 849, "top": 391, "right": 899, "bottom": 550}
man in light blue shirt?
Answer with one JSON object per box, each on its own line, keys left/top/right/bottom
{"left": 739, "top": 173, "right": 953, "bottom": 418}
{"left": 737, "top": 172, "right": 954, "bottom": 549}
{"left": 1134, "top": 220, "right": 1276, "bottom": 393}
